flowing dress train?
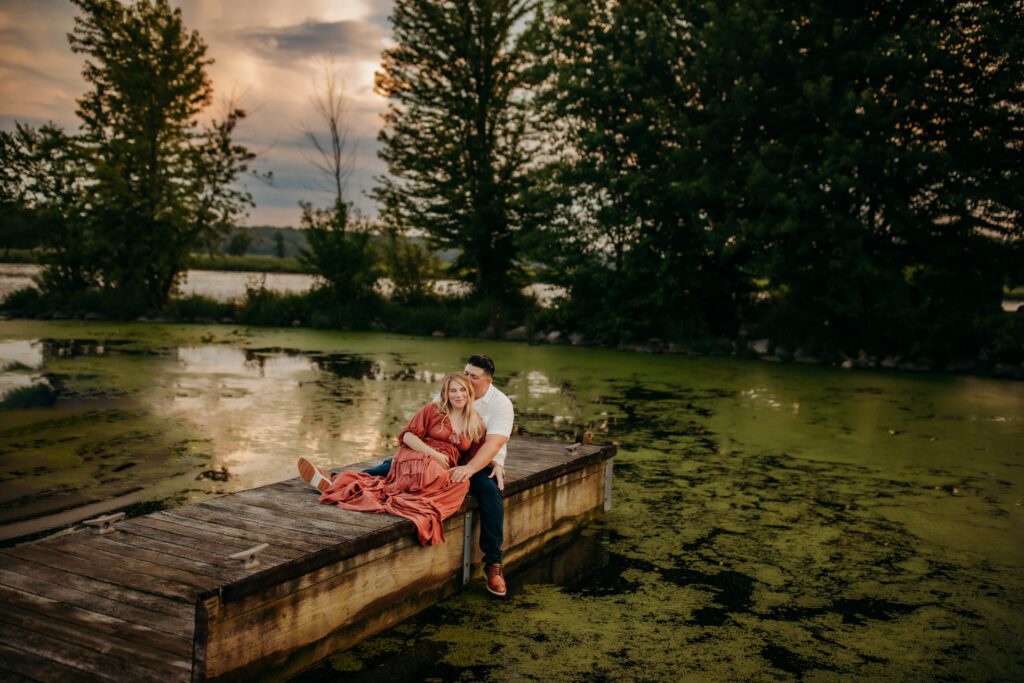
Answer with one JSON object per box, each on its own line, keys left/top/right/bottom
{"left": 319, "top": 401, "right": 480, "bottom": 545}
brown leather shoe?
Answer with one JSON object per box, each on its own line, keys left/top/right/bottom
{"left": 484, "top": 563, "right": 507, "bottom": 597}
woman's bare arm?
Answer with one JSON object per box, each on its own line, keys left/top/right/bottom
{"left": 402, "top": 432, "right": 448, "bottom": 467}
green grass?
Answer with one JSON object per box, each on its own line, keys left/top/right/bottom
{"left": 164, "top": 294, "right": 235, "bottom": 321}
{"left": 185, "top": 253, "right": 312, "bottom": 274}
{"left": 0, "top": 249, "right": 312, "bottom": 274}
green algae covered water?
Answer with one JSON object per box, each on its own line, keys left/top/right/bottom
{"left": 1, "top": 320, "right": 1022, "bottom": 680}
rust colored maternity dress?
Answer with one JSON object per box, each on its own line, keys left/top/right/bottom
{"left": 319, "top": 401, "right": 480, "bottom": 545}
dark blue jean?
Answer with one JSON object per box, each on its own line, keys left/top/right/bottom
{"left": 363, "top": 458, "right": 504, "bottom": 564}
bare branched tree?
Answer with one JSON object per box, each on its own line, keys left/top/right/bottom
{"left": 297, "top": 58, "right": 377, "bottom": 303}
{"left": 302, "top": 59, "right": 356, "bottom": 212}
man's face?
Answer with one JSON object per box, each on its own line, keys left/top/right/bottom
{"left": 463, "top": 363, "right": 492, "bottom": 398}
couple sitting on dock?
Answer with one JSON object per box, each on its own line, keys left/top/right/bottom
{"left": 297, "top": 354, "right": 514, "bottom": 597}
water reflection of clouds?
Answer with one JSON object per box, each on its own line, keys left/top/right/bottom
{"left": 163, "top": 346, "right": 441, "bottom": 484}
{"left": 740, "top": 387, "right": 799, "bottom": 413}
{"left": 525, "top": 371, "right": 562, "bottom": 396}
{"left": 503, "top": 370, "right": 579, "bottom": 434}
{"left": 0, "top": 339, "right": 43, "bottom": 369}
{"left": 0, "top": 339, "right": 46, "bottom": 397}
{"left": 176, "top": 345, "right": 317, "bottom": 377}
{"left": 0, "top": 373, "right": 37, "bottom": 396}
{"left": 167, "top": 346, "right": 326, "bottom": 484}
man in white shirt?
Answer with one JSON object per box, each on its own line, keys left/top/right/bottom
{"left": 448, "top": 354, "right": 514, "bottom": 597}
{"left": 364, "top": 354, "right": 514, "bottom": 597}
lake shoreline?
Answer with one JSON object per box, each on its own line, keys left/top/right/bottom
{"left": 2, "top": 308, "right": 1022, "bottom": 381}
{"left": 3, "top": 262, "right": 1021, "bottom": 381}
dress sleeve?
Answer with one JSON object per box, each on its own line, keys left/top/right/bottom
{"left": 398, "top": 401, "right": 437, "bottom": 444}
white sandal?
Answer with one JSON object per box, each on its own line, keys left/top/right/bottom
{"left": 297, "top": 457, "right": 333, "bottom": 493}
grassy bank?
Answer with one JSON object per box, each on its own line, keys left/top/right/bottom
{"left": 2, "top": 282, "right": 1021, "bottom": 377}
{"left": 184, "top": 253, "right": 312, "bottom": 274}
{"left": 0, "top": 284, "right": 540, "bottom": 340}
{"left": 1, "top": 249, "right": 313, "bottom": 274}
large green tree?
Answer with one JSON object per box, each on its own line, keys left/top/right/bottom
{"left": 0, "top": 123, "right": 98, "bottom": 292}
{"left": 373, "top": 0, "right": 543, "bottom": 300}
{"left": 535, "top": 0, "right": 1021, "bottom": 359}
{"left": 535, "top": 0, "right": 744, "bottom": 342}
{"left": 685, "top": 0, "right": 1023, "bottom": 359}
{"left": 65, "top": 0, "right": 254, "bottom": 308}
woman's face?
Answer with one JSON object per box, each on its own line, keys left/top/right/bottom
{"left": 447, "top": 379, "right": 470, "bottom": 409}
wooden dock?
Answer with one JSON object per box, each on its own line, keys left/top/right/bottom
{"left": 0, "top": 437, "right": 615, "bottom": 681}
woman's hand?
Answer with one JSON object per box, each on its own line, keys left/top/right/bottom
{"left": 449, "top": 464, "right": 474, "bottom": 483}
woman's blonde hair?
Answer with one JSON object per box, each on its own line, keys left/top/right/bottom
{"left": 437, "top": 371, "right": 485, "bottom": 443}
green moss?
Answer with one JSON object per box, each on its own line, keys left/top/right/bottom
{"left": 327, "top": 651, "right": 363, "bottom": 673}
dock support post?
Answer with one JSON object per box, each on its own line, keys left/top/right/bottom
{"left": 603, "top": 458, "right": 614, "bottom": 511}
{"left": 461, "top": 510, "right": 473, "bottom": 585}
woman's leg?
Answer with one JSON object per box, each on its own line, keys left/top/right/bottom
{"left": 362, "top": 458, "right": 393, "bottom": 477}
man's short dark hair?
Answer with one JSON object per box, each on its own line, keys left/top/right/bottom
{"left": 467, "top": 354, "right": 495, "bottom": 377}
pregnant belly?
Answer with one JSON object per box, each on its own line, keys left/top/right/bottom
{"left": 392, "top": 449, "right": 450, "bottom": 491}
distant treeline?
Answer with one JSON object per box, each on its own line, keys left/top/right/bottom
{"left": 220, "top": 227, "right": 306, "bottom": 259}
{"left": 2, "top": 0, "right": 1022, "bottom": 368}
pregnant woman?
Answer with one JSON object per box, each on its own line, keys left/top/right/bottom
{"left": 297, "top": 372, "right": 485, "bottom": 545}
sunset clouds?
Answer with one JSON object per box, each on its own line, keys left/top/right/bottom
{"left": 0, "top": 0, "right": 395, "bottom": 225}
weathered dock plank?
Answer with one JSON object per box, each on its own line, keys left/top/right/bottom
{"left": 0, "top": 619, "right": 182, "bottom": 682}
{"left": 139, "top": 512, "right": 305, "bottom": 562}
{"left": 0, "top": 597, "right": 191, "bottom": 677}
{"left": 0, "top": 640, "right": 109, "bottom": 683}
{"left": 161, "top": 506, "right": 326, "bottom": 554}
{"left": 0, "top": 547, "right": 194, "bottom": 613}
{"left": 0, "top": 436, "right": 615, "bottom": 682}
{"left": 0, "top": 565, "right": 194, "bottom": 638}
{"left": 3, "top": 544, "right": 204, "bottom": 602}
{"left": 0, "top": 583, "right": 192, "bottom": 659}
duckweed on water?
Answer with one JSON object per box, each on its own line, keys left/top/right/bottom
{"left": 0, "top": 319, "right": 1021, "bottom": 678}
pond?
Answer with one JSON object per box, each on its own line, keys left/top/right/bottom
{"left": 0, "top": 263, "right": 317, "bottom": 303}
{"left": 0, "top": 319, "right": 1021, "bottom": 680}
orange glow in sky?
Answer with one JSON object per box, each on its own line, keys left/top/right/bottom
{"left": 0, "top": 0, "right": 396, "bottom": 226}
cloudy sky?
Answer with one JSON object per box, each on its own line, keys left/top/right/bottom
{"left": 0, "top": 0, "right": 395, "bottom": 226}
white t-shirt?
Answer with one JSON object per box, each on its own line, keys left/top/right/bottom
{"left": 475, "top": 383, "right": 514, "bottom": 467}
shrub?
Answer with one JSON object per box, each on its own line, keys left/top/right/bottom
{"left": 237, "top": 282, "right": 315, "bottom": 327}
{"left": 1, "top": 382, "right": 58, "bottom": 409}
{"left": 1, "top": 287, "right": 44, "bottom": 315}
{"left": 166, "top": 294, "right": 234, "bottom": 321}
